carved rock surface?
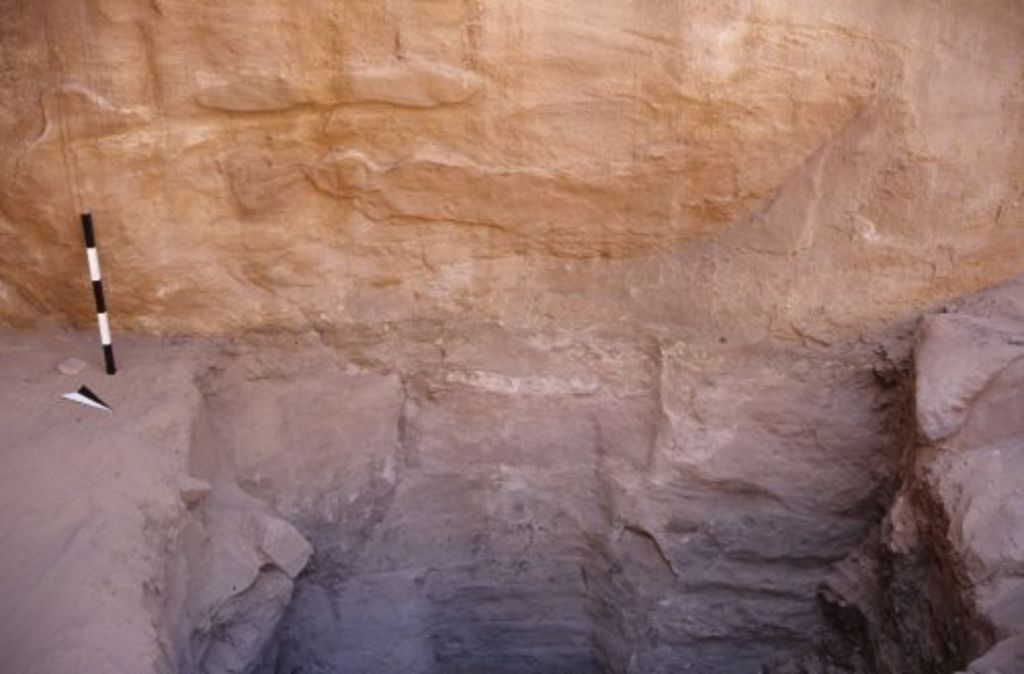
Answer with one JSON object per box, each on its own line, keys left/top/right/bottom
{"left": 0, "top": 1, "right": 1021, "bottom": 338}
{"left": 242, "top": 326, "right": 898, "bottom": 673}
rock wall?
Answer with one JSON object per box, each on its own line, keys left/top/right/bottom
{"left": 0, "top": 2, "right": 1022, "bottom": 672}
{"left": 195, "top": 321, "right": 901, "bottom": 672}
{"left": 0, "top": 0, "right": 1021, "bottom": 337}
{"left": 818, "top": 276, "right": 1024, "bottom": 673}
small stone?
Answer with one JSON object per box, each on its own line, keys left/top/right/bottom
{"left": 57, "top": 357, "right": 88, "bottom": 376}
{"left": 258, "top": 516, "right": 313, "bottom": 578}
{"left": 177, "top": 476, "right": 213, "bottom": 507}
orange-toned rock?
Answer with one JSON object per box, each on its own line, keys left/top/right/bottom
{"left": 0, "top": 1, "right": 1020, "bottom": 337}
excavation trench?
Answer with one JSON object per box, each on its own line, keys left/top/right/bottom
{"left": 3, "top": 296, "right": 1019, "bottom": 674}
{"left": 178, "top": 323, "right": 905, "bottom": 674}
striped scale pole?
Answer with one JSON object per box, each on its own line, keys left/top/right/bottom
{"left": 80, "top": 212, "right": 116, "bottom": 375}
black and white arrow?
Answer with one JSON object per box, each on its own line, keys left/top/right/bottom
{"left": 62, "top": 385, "right": 113, "bottom": 413}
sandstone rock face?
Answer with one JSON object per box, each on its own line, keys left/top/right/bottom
{"left": 0, "top": 1, "right": 1021, "bottom": 338}
{"left": 818, "top": 276, "right": 1024, "bottom": 673}
{"left": 911, "top": 279, "right": 1024, "bottom": 674}
{"left": 186, "top": 322, "right": 901, "bottom": 672}
{"left": 1, "top": 2, "right": 1022, "bottom": 672}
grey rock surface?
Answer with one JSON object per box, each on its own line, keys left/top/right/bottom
{"left": 203, "top": 324, "right": 901, "bottom": 673}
